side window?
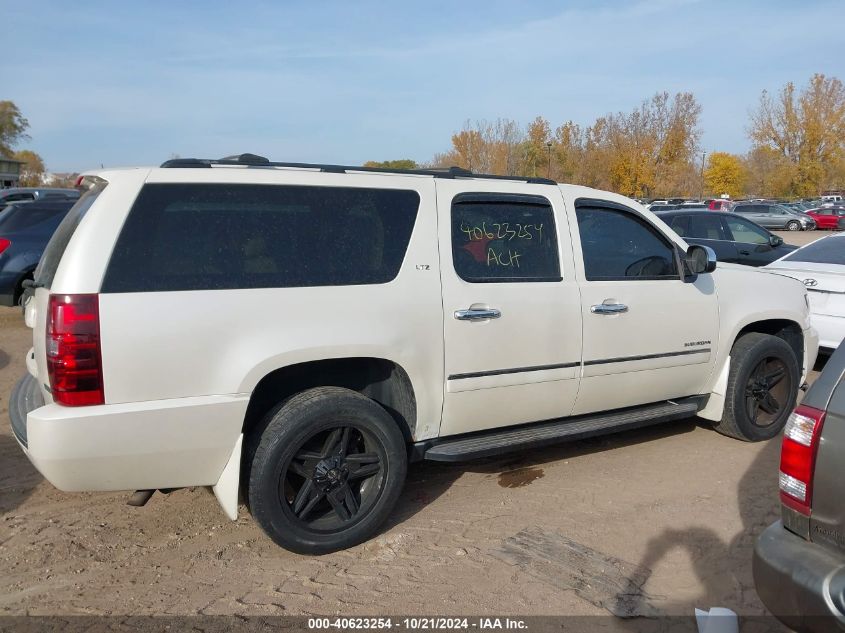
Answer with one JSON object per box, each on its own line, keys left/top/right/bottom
{"left": 724, "top": 217, "right": 769, "bottom": 245}
{"left": 688, "top": 214, "right": 727, "bottom": 240}
{"left": 733, "top": 205, "right": 751, "bottom": 214}
{"left": 575, "top": 205, "right": 679, "bottom": 280}
{"left": 667, "top": 215, "right": 689, "bottom": 237}
{"left": 103, "top": 184, "right": 420, "bottom": 292}
{"left": 3, "top": 193, "right": 35, "bottom": 202}
{"left": 451, "top": 193, "right": 561, "bottom": 283}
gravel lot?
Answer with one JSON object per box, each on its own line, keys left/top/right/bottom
{"left": 0, "top": 230, "right": 828, "bottom": 619}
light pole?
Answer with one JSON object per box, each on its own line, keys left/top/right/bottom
{"left": 546, "top": 142, "right": 553, "bottom": 179}
{"left": 699, "top": 151, "right": 706, "bottom": 201}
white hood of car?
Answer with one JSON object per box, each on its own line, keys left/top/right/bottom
{"left": 765, "top": 262, "right": 845, "bottom": 295}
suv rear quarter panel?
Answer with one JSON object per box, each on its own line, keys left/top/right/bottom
{"left": 32, "top": 169, "right": 150, "bottom": 403}
{"left": 96, "top": 169, "right": 445, "bottom": 441}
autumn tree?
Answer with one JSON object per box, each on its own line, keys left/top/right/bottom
{"left": 427, "top": 119, "right": 525, "bottom": 175}
{"left": 521, "top": 116, "right": 552, "bottom": 177}
{"left": 428, "top": 91, "right": 701, "bottom": 198}
{"left": 749, "top": 73, "right": 845, "bottom": 196}
{"left": 551, "top": 121, "right": 584, "bottom": 183}
{"left": 13, "top": 150, "right": 45, "bottom": 186}
{"left": 580, "top": 92, "right": 701, "bottom": 197}
{"left": 0, "top": 101, "right": 30, "bottom": 158}
{"left": 704, "top": 152, "right": 745, "bottom": 198}
{"left": 743, "top": 146, "right": 795, "bottom": 198}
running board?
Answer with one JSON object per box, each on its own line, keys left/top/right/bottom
{"left": 422, "top": 399, "right": 701, "bottom": 462}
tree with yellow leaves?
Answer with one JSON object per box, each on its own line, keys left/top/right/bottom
{"left": 13, "top": 149, "right": 45, "bottom": 187}
{"left": 749, "top": 73, "right": 845, "bottom": 196}
{"left": 704, "top": 152, "right": 745, "bottom": 198}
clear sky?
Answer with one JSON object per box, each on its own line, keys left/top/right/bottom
{"left": 5, "top": 0, "right": 845, "bottom": 173}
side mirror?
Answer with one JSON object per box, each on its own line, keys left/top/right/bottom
{"left": 685, "top": 244, "right": 717, "bottom": 275}
{"left": 769, "top": 234, "right": 783, "bottom": 247}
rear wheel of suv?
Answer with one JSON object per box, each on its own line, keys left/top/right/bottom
{"left": 246, "top": 387, "right": 407, "bottom": 554}
{"left": 786, "top": 220, "right": 801, "bottom": 231}
{"left": 715, "top": 333, "right": 799, "bottom": 441}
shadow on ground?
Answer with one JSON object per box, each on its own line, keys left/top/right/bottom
{"left": 616, "top": 352, "right": 831, "bottom": 621}
{"left": 0, "top": 431, "right": 42, "bottom": 514}
{"left": 386, "top": 417, "right": 701, "bottom": 530}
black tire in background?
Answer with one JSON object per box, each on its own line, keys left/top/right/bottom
{"left": 786, "top": 220, "right": 800, "bottom": 231}
{"left": 715, "top": 333, "right": 800, "bottom": 441}
{"left": 246, "top": 387, "right": 407, "bottom": 554}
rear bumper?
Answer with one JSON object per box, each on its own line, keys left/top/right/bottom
{"left": 9, "top": 372, "right": 248, "bottom": 492}
{"left": 753, "top": 521, "right": 845, "bottom": 631}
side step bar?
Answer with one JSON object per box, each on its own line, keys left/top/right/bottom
{"left": 421, "top": 399, "right": 701, "bottom": 462}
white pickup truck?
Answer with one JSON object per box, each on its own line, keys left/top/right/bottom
{"left": 10, "top": 155, "right": 818, "bottom": 554}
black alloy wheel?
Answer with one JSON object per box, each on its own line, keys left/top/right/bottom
{"left": 282, "top": 425, "right": 385, "bottom": 530}
{"left": 716, "top": 332, "right": 800, "bottom": 441}
{"left": 743, "top": 357, "right": 792, "bottom": 428}
{"left": 246, "top": 386, "right": 407, "bottom": 554}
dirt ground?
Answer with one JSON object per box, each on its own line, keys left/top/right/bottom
{"left": 0, "top": 230, "right": 829, "bottom": 619}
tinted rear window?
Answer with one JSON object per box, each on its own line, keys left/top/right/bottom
{"left": 783, "top": 238, "right": 845, "bottom": 265}
{"left": 0, "top": 204, "right": 72, "bottom": 232}
{"left": 102, "top": 183, "right": 420, "bottom": 292}
{"left": 35, "top": 184, "right": 105, "bottom": 288}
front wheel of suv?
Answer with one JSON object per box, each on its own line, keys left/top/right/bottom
{"left": 246, "top": 387, "right": 407, "bottom": 554}
{"left": 714, "top": 332, "right": 800, "bottom": 441}
{"left": 786, "top": 220, "right": 801, "bottom": 231}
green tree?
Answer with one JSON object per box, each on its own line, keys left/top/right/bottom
{"left": 0, "top": 101, "right": 30, "bottom": 158}
{"left": 704, "top": 152, "right": 745, "bottom": 198}
{"left": 362, "top": 159, "right": 418, "bottom": 170}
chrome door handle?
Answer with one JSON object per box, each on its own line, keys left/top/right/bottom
{"left": 454, "top": 308, "right": 501, "bottom": 321}
{"left": 590, "top": 303, "right": 628, "bottom": 315}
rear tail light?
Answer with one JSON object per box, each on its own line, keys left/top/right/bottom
{"left": 779, "top": 405, "right": 826, "bottom": 515}
{"left": 0, "top": 238, "right": 10, "bottom": 255}
{"left": 46, "top": 294, "right": 104, "bottom": 406}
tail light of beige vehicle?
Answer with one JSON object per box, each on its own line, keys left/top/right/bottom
{"left": 46, "top": 293, "right": 104, "bottom": 406}
{"left": 779, "top": 404, "right": 826, "bottom": 515}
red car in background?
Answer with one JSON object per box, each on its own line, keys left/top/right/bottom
{"left": 708, "top": 199, "right": 733, "bottom": 211}
{"left": 804, "top": 207, "right": 845, "bottom": 230}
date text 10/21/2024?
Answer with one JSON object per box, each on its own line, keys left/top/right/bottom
{"left": 308, "top": 617, "right": 529, "bottom": 630}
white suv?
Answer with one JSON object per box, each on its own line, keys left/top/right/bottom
{"left": 10, "top": 154, "right": 818, "bottom": 554}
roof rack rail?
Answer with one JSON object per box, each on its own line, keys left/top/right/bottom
{"left": 159, "top": 154, "right": 556, "bottom": 185}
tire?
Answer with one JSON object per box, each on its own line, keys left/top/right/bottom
{"left": 714, "top": 333, "right": 800, "bottom": 441}
{"left": 786, "top": 220, "right": 800, "bottom": 231}
{"left": 246, "top": 386, "right": 407, "bottom": 554}
{"left": 13, "top": 272, "right": 33, "bottom": 306}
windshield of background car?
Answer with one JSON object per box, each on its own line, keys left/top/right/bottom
{"left": 0, "top": 204, "right": 72, "bottom": 233}
{"left": 783, "top": 238, "right": 845, "bottom": 265}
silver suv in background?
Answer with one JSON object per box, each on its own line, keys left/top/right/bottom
{"left": 754, "top": 342, "right": 845, "bottom": 629}
{"left": 732, "top": 202, "right": 816, "bottom": 231}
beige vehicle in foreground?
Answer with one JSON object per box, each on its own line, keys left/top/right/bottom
{"left": 10, "top": 154, "right": 818, "bottom": 553}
